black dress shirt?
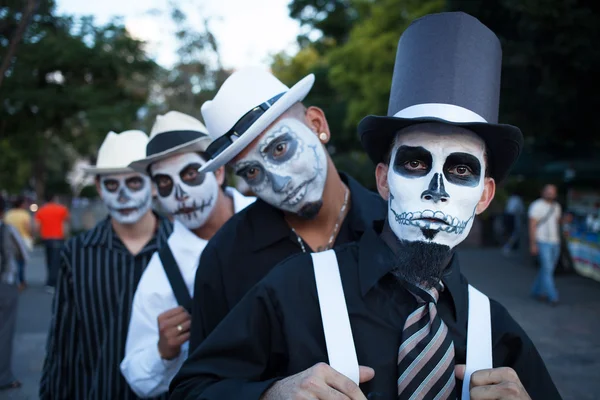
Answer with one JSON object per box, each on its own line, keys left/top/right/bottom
{"left": 39, "top": 215, "right": 173, "bottom": 400}
{"left": 187, "top": 173, "right": 386, "bottom": 352}
{"left": 170, "top": 223, "right": 561, "bottom": 400}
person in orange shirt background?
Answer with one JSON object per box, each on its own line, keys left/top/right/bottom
{"left": 35, "top": 192, "right": 70, "bottom": 293}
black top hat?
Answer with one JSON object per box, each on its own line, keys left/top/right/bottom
{"left": 358, "top": 11, "right": 523, "bottom": 182}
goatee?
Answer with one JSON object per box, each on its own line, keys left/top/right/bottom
{"left": 389, "top": 239, "right": 453, "bottom": 289}
{"left": 297, "top": 200, "right": 323, "bottom": 220}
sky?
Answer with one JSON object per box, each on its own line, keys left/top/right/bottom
{"left": 56, "top": 0, "right": 302, "bottom": 70}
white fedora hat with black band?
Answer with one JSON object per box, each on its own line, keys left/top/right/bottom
{"left": 129, "top": 111, "right": 211, "bottom": 173}
{"left": 83, "top": 130, "right": 149, "bottom": 175}
{"left": 199, "top": 67, "right": 315, "bottom": 173}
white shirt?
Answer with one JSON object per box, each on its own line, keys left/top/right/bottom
{"left": 120, "top": 187, "right": 255, "bottom": 398}
{"left": 528, "top": 198, "right": 562, "bottom": 244}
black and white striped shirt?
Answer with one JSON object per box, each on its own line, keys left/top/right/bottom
{"left": 40, "top": 215, "right": 173, "bottom": 400}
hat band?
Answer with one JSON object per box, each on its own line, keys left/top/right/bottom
{"left": 147, "top": 130, "right": 207, "bottom": 156}
{"left": 393, "top": 103, "right": 487, "bottom": 123}
{"left": 205, "top": 91, "right": 286, "bottom": 160}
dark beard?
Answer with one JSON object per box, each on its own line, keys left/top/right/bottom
{"left": 389, "top": 240, "right": 452, "bottom": 289}
{"left": 296, "top": 200, "right": 323, "bottom": 220}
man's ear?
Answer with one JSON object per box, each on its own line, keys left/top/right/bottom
{"left": 475, "top": 177, "right": 496, "bottom": 215}
{"left": 305, "top": 106, "right": 330, "bottom": 143}
{"left": 375, "top": 163, "right": 390, "bottom": 201}
{"left": 214, "top": 166, "right": 226, "bottom": 186}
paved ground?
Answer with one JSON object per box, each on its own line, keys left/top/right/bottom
{"left": 1, "top": 244, "right": 599, "bottom": 400}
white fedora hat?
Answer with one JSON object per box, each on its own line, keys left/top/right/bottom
{"left": 129, "top": 111, "right": 211, "bottom": 173}
{"left": 199, "top": 67, "right": 315, "bottom": 173}
{"left": 83, "top": 130, "right": 149, "bottom": 175}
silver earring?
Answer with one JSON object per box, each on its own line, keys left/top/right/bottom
{"left": 319, "top": 132, "right": 328, "bottom": 141}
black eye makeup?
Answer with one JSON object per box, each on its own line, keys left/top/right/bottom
{"left": 152, "top": 174, "right": 174, "bottom": 197}
{"left": 102, "top": 179, "right": 120, "bottom": 193}
{"left": 393, "top": 146, "right": 433, "bottom": 178}
{"left": 125, "top": 176, "right": 145, "bottom": 192}
{"left": 443, "top": 152, "right": 482, "bottom": 187}
{"left": 262, "top": 132, "right": 298, "bottom": 164}
{"left": 179, "top": 163, "right": 206, "bottom": 186}
{"left": 235, "top": 162, "right": 266, "bottom": 186}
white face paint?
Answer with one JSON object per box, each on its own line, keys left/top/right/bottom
{"left": 99, "top": 173, "right": 153, "bottom": 225}
{"left": 151, "top": 152, "right": 219, "bottom": 230}
{"left": 232, "top": 118, "right": 328, "bottom": 219}
{"left": 387, "top": 124, "right": 486, "bottom": 248}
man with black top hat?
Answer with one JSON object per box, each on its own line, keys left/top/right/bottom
{"left": 169, "top": 12, "right": 561, "bottom": 400}
{"left": 120, "top": 111, "right": 254, "bottom": 398}
{"left": 175, "top": 68, "right": 387, "bottom": 353}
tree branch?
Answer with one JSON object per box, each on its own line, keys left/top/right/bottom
{"left": 0, "top": 0, "right": 39, "bottom": 89}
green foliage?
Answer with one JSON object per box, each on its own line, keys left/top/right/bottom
{"left": 1, "top": 0, "right": 157, "bottom": 197}
{"left": 447, "top": 0, "right": 600, "bottom": 147}
{"left": 328, "top": 0, "right": 445, "bottom": 131}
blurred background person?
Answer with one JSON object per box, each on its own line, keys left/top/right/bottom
{"left": 0, "top": 195, "right": 22, "bottom": 392}
{"left": 529, "top": 184, "right": 562, "bottom": 305}
{"left": 502, "top": 189, "right": 525, "bottom": 256}
{"left": 4, "top": 196, "right": 33, "bottom": 290}
{"left": 34, "top": 192, "right": 70, "bottom": 293}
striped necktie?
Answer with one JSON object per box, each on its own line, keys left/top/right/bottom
{"left": 397, "top": 282, "right": 456, "bottom": 400}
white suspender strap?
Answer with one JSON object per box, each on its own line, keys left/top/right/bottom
{"left": 311, "top": 250, "right": 360, "bottom": 384}
{"left": 462, "top": 284, "right": 493, "bottom": 400}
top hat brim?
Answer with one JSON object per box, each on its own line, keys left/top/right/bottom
{"left": 128, "top": 136, "right": 212, "bottom": 174}
{"left": 358, "top": 115, "right": 523, "bottom": 183}
{"left": 199, "top": 74, "right": 315, "bottom": 173}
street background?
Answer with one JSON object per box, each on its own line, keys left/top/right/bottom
{"left": 1, "top": 243, "right": 599, "bottom": 400}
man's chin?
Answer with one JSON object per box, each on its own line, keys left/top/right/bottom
{"left": 390, "top": 240, "right": 453, "bottom": 289}
{"left": 295, "top": 200, "right": 323, "bottom": 220}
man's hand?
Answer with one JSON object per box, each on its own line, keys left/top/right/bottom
{"left": 261, "top": 362, "right": 374, "bottom": 400}
{"left": 157, "top": 306, "right": 191, "bottom": 360}
{"left": 530, "top": 242, "right": 538, "bottom": 256}
{"left": 456, "top": 365, "right": 532, "bottom": 400}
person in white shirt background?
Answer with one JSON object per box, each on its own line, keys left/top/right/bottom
{"left": 528, "top": 184, "right": 562, "bottom": 306}
{"left": 120, "top": 111, "right": 255, "bottom": 398}
{"left": 502, "top": 190, "right": 525, "bottom": 255}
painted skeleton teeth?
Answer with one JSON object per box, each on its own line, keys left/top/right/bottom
{"left": 391, "top": 207, "right": 471, "bottom": 235}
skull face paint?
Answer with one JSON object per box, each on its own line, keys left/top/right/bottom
{"left": 151, "top": 152, "right": 218, "bottom": 230}
{"left": 99, "top": 173, "right": 153, "bottom": 225}
{"left": 387, "top": 124, "right": 486, "bottom": 248}
{"left": 232, "top": 118, "right": 328, "bottom": 219}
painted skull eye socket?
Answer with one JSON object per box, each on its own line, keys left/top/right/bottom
{"left": 449, "top": 165, "right": 472, "bottom": 176}
{"left": 246, "top": 167, "right": 259, "bottom": 180}
{"left": 273, "top": 142, "right": 287, "bottom": 157}
{"left": 102, "top": 179, "right": 119, "bottom": 193}
{"left": 179, "top": 163, "right": 206, "bottom": 186}
{"left": 404, "top": 160, "right": 428, "bottom": 171}
{"left": 152, "top": 174, "right": 174, "bottom": 197}
{"left": 125, "top": 176, "right": 145, "bottom": 191}
{"left": 236, "top": 163, "right": 265, "bottom": 186}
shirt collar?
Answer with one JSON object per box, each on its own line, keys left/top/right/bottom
{"left": 249, "top": 172, "right": 386, "bottom": 252}
{"left": 357, "top": 221, "right": 467, "bottom": 320}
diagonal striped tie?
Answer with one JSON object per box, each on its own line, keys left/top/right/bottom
{"left": 397, "top": 282, "right": 456, "bottom": 400}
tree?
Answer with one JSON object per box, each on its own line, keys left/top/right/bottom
{"left": 447, "top": 0, "right": 600, "bottom": 150}
{"left": 0, "top": 0, "right": 157, "bottom": 198}
{"left": 138, "top": 1, "right": 230, "bottom": 130}
{"left": 0, "top": 0, "right": 39, "bottom": 88}
{"left": 289, "top": 0, "right": 371, "bottom": 48}
{"left": 328, "top": 0, "right": 444, "bottom": 137}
